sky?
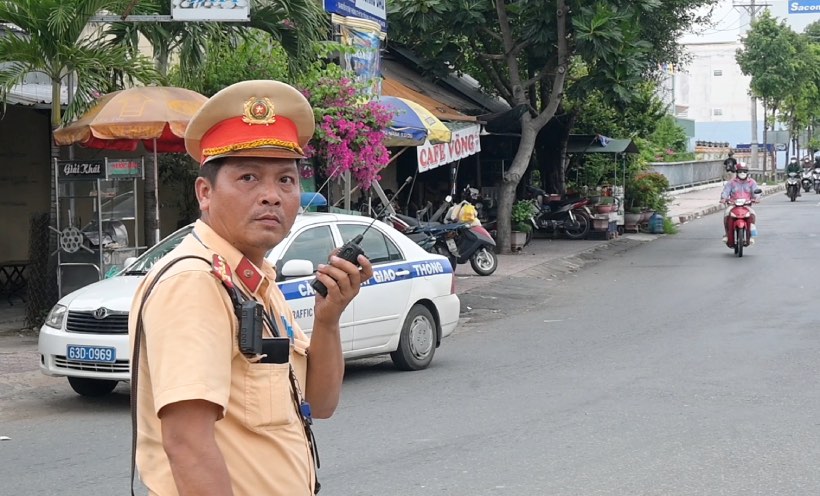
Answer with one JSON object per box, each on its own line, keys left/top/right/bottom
{"left": 680, "top": 0, "right": 820, "bottom": 44}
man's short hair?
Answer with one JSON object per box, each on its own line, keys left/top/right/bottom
{"left": 198, "top": 157, "right": 225, "bottom": 186}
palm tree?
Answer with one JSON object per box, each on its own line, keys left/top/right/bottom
{"left": 0, "top": 0, "right": 159, "bottom": 127}
{"left": 104, "top": 0, "right": 329, "bottom": 79}
{"left": 0, "top": 0, "right": 159, "bottom": 319}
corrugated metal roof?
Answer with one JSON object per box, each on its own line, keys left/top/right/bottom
{"left": 6, "top": 82, "right": 68, "bottom": 107}
{"left": 1, "top": 25, "right": 68, "bottom": 108}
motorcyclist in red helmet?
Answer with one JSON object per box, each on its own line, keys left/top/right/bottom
{"left": 720, "top": 162, "right": 760, "bottom": 243}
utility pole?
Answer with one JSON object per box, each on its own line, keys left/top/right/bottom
{"left": 734, "top": 0, "right": 770, "bottom": 172}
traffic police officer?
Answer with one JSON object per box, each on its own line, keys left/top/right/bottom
{"left": 129, "top": 80, "right": 373, "bottom": 495}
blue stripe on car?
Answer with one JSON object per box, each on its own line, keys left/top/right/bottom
{"left": 278, "top": 259, "right": 453, "bottom": 301}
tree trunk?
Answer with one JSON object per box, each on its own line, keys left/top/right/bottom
{"left": 762, "top": 99, "right": 768, "bottom": 174}
{"left": 496, "top": 120, "right": 539, "bottom": 254}
{"left": 538, "top": 113, "right": 573, "bottom": 194}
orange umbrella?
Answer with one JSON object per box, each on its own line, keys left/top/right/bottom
{"left": 54, "top": 86, "right": 207, "bottom": 152}
{"left": 54, "top": 86, "right": 208, "bottom": 244}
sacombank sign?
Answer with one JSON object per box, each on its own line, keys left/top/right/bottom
{"left": 790, "top": 0, "right": 820, "bottom": 14}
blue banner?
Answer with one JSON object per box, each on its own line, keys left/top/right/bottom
{"left": 324, "top": 0, "right": 387, "bottom": 30}
{"left": 789, "top": 0, "right": 820, "bottom": 14}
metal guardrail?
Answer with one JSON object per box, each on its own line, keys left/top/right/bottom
{"left": 650, "top": 160, "right": 725, "bottom": 189}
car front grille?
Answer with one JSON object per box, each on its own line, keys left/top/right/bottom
{"left": 66, "top": 311, "right": 129, "bottom": 334}
{"left": 54, "top": 356, "right": 130, "bottom": 374}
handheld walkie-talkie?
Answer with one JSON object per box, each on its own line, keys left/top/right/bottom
{"left": 310, "top": 219, "right": 378, "bottom": 297}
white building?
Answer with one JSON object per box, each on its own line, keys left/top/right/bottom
{"left": 669, "top": 40, "right": 765, "bottom": 148}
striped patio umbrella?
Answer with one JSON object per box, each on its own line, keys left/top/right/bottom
{"left": 379, "top": 96, "right": 452, "bottom": 147}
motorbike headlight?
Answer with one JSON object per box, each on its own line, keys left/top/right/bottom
{"left": 44, "top": 304, "right": 68, "bottom": 329}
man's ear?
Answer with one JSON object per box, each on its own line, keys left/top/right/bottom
{"left": 195, "top": 177, "right": 212, "bottom": 213}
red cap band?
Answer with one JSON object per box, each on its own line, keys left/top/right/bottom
{"left": 199, "top": 115, "right": 303, "bottom": 163}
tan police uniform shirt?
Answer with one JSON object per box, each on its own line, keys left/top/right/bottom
{"left": 128, "top": 220, "right": 315, "bottom": 496}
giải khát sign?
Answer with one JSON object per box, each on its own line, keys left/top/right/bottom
{"left": 57, "top": 160, "right": 106, "bottom": 181}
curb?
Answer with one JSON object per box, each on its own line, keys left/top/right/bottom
{"left": 672, "top": 184, "right": 785, "bottom": 225}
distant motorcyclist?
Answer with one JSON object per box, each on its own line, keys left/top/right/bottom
{"left": 786, "top": 157, "right": 802, "bottom": 197}
{"left": 786, "top": 157, "right": 801, "bottom": 174}
{"left": 721, "top": 162, "right": 760, "bottom": 243}
{"left": 723, "top": 151, "right": 738, "bottom": 182}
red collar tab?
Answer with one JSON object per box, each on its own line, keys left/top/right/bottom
{"left": 236, "top": 257, "right": 264, "bottom": 294}
{"left": 211, "top": 254, "right": 235, "bottom": 289}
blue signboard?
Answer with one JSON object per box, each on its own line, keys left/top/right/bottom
{"left": 789, "top": 0, "right": 820, "bottom": 14}
{"left": 324, "top": 0, "right": 387, "bottom": 31}
{"left": 735, "top": 143, "right": 776, "bottom": 152}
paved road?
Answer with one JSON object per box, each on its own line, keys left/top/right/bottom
{"left": 2, "top": 193, "right": 820, "bottom": 495}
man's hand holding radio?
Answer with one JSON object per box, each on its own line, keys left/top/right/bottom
{"left": 313, "top": 252, "right": 373, "bottom": 327}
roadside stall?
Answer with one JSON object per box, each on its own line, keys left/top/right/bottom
{"left": 52, "top": 86, "right": 207, "bottom": 297}
{"left": 51, "top": 158, "right": 143, "bottom": 297}
{"left": 565, "top": 134, "right": 639, "bottom": 237}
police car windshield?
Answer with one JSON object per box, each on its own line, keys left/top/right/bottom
{"left": 123, "top": 226, "right": 192, "bottom": 275}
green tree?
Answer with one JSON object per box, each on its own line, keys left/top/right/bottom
{"left": 736, "top": 11, "right": 806, "bottom": 167}
{"left": 389, "top": 0, "right": 716, "bottom": 252}
{"left": 0, "top": 0, "right": 159, "bottom": 125}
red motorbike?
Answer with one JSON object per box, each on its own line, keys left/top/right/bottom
{"left": 725, "top": 194, "right": 760, "bottom": 257}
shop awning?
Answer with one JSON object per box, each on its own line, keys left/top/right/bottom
{"left": 382, "top": 77, "right": 476, "bottom": 123}
{"left": 566, "top": 134, "right": 639, "bottom": 154}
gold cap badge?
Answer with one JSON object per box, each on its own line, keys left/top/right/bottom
{"left": 243, "top": 97, "right": 277, "bottom": 125}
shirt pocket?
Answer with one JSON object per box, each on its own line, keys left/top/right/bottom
{"left": 243, "top": 361, "right": 297, "bottom": 431}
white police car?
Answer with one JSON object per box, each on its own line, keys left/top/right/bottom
{"left": 38, "top": 212, "right": 460, "bottom": 396}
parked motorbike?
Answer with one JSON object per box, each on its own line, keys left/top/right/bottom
{"left": 725, "top": 189, "right": 761, "bottom": 258}
{"left": 387, "top": 208, "right": 498, "bottom": 276}
{"left": 525, "top": 186, "right": 591, "bottom": 239}
{"left": 812, "top": 167, "right": 820, "bottom": 194}
{"left": 786, "top": 172, "right": 800, "bottom": 202}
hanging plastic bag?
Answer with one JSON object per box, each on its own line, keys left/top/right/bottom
{"left": 459, "top": 203, "right": 477, "bottom": 223}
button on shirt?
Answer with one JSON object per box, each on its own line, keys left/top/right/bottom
{"left": 129, "top": 220, "right": 314, "bottom": 496}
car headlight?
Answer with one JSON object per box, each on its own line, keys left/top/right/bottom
{"left": 44, "top": 304, "right": 68, "bottom": 329}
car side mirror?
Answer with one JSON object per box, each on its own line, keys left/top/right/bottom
{"left": 754, "top": 189, "right": 762, "bottom": 194}
{"left": 123, "top": 257, "right": 137, "bottom": 269}
{"left": 280, "top": 259, "right": 314, "bottom": 279}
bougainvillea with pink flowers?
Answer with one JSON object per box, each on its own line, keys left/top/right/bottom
{"left": 298, "top": 71, "right": 394, "bottom": 190}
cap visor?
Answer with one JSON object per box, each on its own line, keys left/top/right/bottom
{"left": 203, "top": 147, "right": 305, "bottom": 165}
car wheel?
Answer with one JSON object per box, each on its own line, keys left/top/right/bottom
{"left": 391, "top": 305, "right": 437, "bottom": 371}
{"left": 67, "top": 377, "right": 118, "bottom": 397}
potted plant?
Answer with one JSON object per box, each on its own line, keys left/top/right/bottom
{"left": 595, "top": 196, "right": 616, "bottom": 214}
{"left": 625, "top": 171, "right": 670, "bottom": 230}
{"left": 511, "top": 200, "right": 537, "bottom": 250}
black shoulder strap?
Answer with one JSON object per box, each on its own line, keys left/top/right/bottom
{"left": 131, "top": 255, "right": 210, "bottom": 496}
